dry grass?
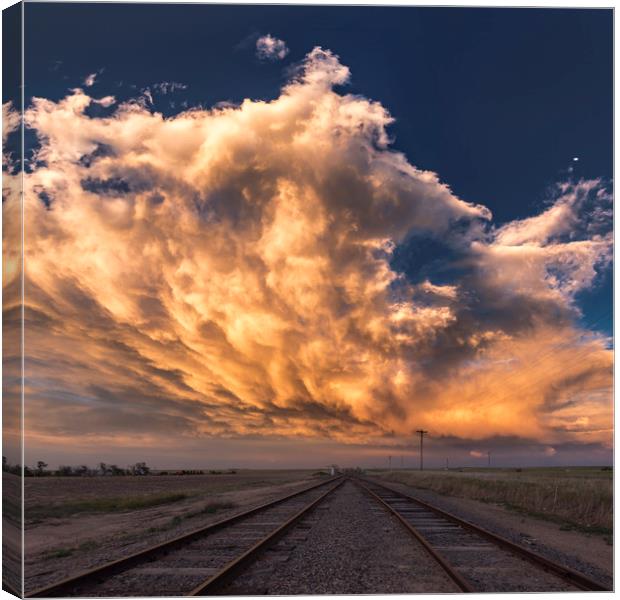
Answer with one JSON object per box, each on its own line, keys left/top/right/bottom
{"left": 375, "top": 467, "right": 612, "bottom": 534}
{"left": 146, "top": 500, "right": 237, "bottom": 534}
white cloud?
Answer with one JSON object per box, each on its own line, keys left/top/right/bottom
{"left": 493, "top": 180, "right": 609, "bottom": 247}
{"left": 256, "top": 34, "right": 289, "bottom": 61}
{"left": 488, "top": 180, "right": 612, "bottom": 302}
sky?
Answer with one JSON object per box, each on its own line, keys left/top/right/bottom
{"left": 2, "top": 3, "right": 613, "bottom": 469}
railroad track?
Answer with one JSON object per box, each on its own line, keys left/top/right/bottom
{"left": 27, "top": 476, "right": 344, "bottom": 597}
{"left": 356, "top": 477, "right": 609, "bottom": 593}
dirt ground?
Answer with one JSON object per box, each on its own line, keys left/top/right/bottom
{"left": 3, "top": 473, "right": 22, "bottom": 594}
{"left": 22, "top": 470, "right": 320, "bottom": 592}
{"left": 24, "top": 469, "right": 314, "bottom": 508}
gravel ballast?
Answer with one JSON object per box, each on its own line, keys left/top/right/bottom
{"left": 222, "top": 480, "right": 460, "bottom": 594}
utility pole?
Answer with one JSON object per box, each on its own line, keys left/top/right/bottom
{"left": 416, "top": 430, "right": 428, "bottom": 471}
{"left": 388, "top": 455, "right": 392, "bottom": 471}
{"left": 445, "top": 458, "right": 449, "bottom": 471}
{"left": 488, "top": 451, "right": 491, "bottom": 468}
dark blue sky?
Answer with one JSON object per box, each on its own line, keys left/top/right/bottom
{"left": 20, "top": 3, "right": 613, "bottom": 334}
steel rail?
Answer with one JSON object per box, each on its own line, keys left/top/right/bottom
{"left": 361, "top": 477, "right": 609, "bottom": 592}
{"left": 188, "top": 477, "right": 346, "bottom": 595}
{"left": 27, "top": 475, "right": 344, "bottom": 598}
{"left": 355, "top": 479, "right": 473, "bottom": 592}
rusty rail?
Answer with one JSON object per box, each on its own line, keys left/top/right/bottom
{"left": 359, "top": 477, "right": 609, "bottom": 592}
{"left": 28, "top": 475, "right": 344, "bottom": 597}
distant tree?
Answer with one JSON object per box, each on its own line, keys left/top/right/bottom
{"left": 2, "top": 456, "right": 7, "bottom": 471}
{"left": 57, "top": 465, "right": 74, "bottom": 476}
{"left": 5, "top": 462, "right": 21, "bottom": 476}
{"left": 99, "top": 462, "right": 109, "bottom": 476}
{"left": 36, "top": 461, "right": 48, "bottom": 476}
{"left": 23, "top": 466, "right": 33, "bottom": 477}
{"left": 109, "top": 464, "right": 125, "bottom": 476}
{"left": 75, "top": 465, "right": 89, "bottom": 477}
{"left": 130, "top": 462, "right": 150, "bottom": 476}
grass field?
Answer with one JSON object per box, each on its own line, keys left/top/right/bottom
{"left": 374, "top": 467, "right": 612, "bottom": 534}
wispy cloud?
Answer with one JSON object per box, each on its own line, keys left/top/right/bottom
{"left": 4, "top": 46, "right": 611, "bottom": 464}
{"left": 256, "top": 34, "right": 289, "bottom": 61}
{"left": 151, "top": 81, "right": 188, "bottom": 94}
{"left": 84, "top": 72, "right": 98, "bottom": 87}
{"left": 83, "top": 68, "right": 105, "bottom": 88}
{"left": 134, "top": 81, "right": 188, "bottom": 107}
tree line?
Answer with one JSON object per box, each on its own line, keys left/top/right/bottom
{"left": 3, "top": 458, "right": 236, "bottom": 477}
{"left": 2, "top": 457, "right": 151, "bottom": 477}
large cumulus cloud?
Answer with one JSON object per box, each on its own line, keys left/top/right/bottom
{"left": 3, "top": 47, "right": 612, "bottom": 460}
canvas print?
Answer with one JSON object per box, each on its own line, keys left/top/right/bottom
{"left": 2, "top": 2, "right": 613, "bottom": 597}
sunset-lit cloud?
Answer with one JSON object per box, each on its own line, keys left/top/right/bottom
{"left": 3, "top": 47, "right": 612, "bottom": 465}
{"left": 256, "top": 34, "right": 289, "bottom": 61}
{"left": 3, "top": 100, "right": 23, "bottom": 462}
{"left": 2, "top": 101, "right": 20, "bottom": 145}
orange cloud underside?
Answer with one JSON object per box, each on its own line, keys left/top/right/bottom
{"left": 2, "top": 48, "right": 612, "bottom": 455}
